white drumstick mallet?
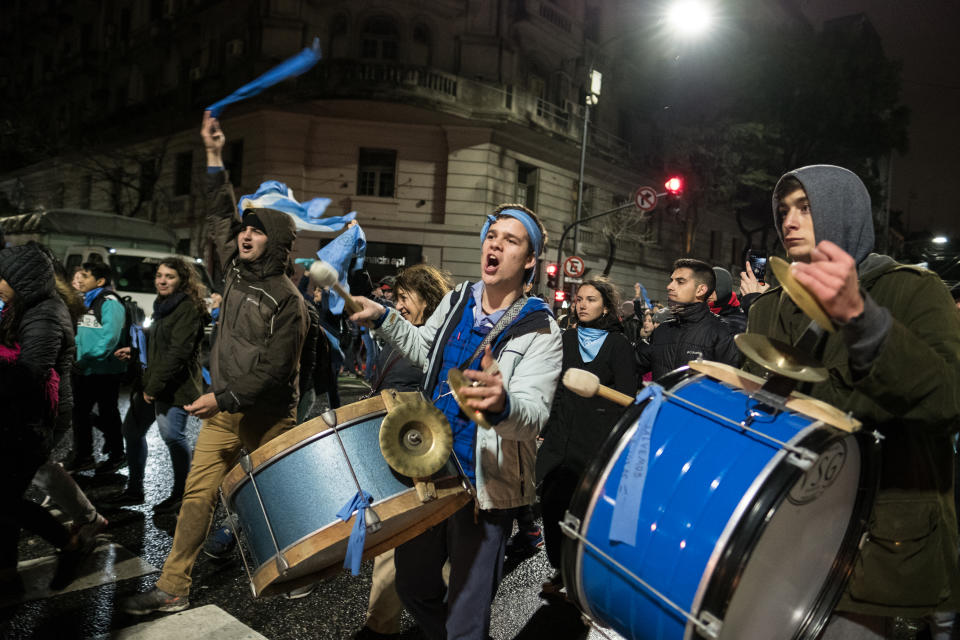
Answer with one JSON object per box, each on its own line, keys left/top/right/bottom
{"left": 562, "top": 368, "right": 634, "bottom": 407}
{"left": 308, "top": 259, "right": 363, "bottom": 315}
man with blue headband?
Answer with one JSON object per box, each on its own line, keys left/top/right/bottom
{"left": 351, "top": 203, "right": 562, "bottom": 640}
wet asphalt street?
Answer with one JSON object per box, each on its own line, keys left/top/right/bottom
{"left": 1, "top": 375, "right": 621, "bottom": 640}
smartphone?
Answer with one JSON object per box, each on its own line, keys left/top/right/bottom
{"left": 744, "top": 249, "right": 767, "bottom": 283}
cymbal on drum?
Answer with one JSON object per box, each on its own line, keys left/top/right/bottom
{"left": 734, "top": 333, "right": 829, "bottom": 383}
{"left": 768, "top": 256, "right": 836, "bottom": 334}
{"left": 447, "top": 368, "right": 493, "bottom": 430}
{"left": 379, "top": 400, "right": 453, "bottom": 478}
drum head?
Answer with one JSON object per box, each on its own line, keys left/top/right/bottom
{"left": 694, "top": 427, "right": 878, "bottom": 640}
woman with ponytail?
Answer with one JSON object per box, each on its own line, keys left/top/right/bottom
{"left": 535, "top": 276, "right": 637, "bottom": 595}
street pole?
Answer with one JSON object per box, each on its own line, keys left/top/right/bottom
{"left": 573, "top": 99, "right": 590, "bottom": 260}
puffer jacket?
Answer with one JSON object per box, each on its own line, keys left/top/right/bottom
{"left": 747, "top": 254, "right": 960, "bottom": 617}
{"left": 0, "top": 244, "right": 75, "bottom": 430}
{"left": 635, "top": 301, "right": 739, "bottom": 380}
{"left": 206, "top": 170, "right": 308, "bottom": 417}
{"left": 375, "top": 282, "right": 563, "bottom": 510}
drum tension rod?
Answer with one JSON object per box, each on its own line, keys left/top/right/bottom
{"left": 322, "top": 409, "right": 382, "bottom": 534}
{"left": 559, "top": 513, "right": 722, "bottom": 640}
{"left": 239, "top": 449, "right": 290, "bottom": 577}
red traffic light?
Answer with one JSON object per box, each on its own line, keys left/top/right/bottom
{"left": 554, "top": 289, "right": 566, "bottom": 302}
{"left": 665, "top": 176, "right": 684, "bottom": 195}
{"left": 546, "top": 263, "right": 559, "bottom": 276}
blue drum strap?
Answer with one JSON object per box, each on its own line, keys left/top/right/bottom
{"left": 609, "top": 384, "right": 664, "bottom": 546}
{"left": 337, "top": 489, "right": 374, "bottom": 575}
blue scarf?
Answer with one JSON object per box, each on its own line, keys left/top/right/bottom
{"left": 83, "top": 287, "right": 104, "bottom": 309}
{"left": 577, "top": 327, "right": 608, "bottom": 363}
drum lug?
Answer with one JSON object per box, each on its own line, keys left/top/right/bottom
{"left": 365, "top": 506, "right": 383, "bottom": 533}
{"left": 321, "top": 409, "right": 338, "bottom": 429}
{"left": 562, "top": 511, "right": 582, "bottom": 538}
{"left": 696, "top": 610, "right": 723, "bottom": 639}
{"left": 786, "top": 447, "right": 818, "bottom": 470}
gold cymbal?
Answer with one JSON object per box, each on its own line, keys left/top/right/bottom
{"left": 379, "top": 400, "right": 453, "bottom": 478}
{"left": 447, "top": 368, "right": 493, "bottom": 430}
{"left": 767, "top": 256, "right": 836, "bottom": 333}
{"left": 735, "top": 333, "right": 829, "bottom": 382}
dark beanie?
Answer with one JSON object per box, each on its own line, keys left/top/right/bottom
{"left": 0, "top": 244, "right": 55, "bottom": 304}
{"left": 241, "top": 211, "right": 269, "bottom": 235}
{"left": 712, "top": 266, "right": 733, "bottom": 302}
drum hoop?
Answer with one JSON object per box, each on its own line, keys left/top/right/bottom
{"left": 561, "top": 367, "right": 699, "bottom": 621}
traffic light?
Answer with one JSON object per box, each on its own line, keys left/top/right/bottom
{"left": 546, "top": 262, "right": 559, "bottom": 289}
{"left": 664, "top": 175, "right": 684, "bottom": 215}
{"left": 664, "top": 176, "right": 684, "bottom": 196}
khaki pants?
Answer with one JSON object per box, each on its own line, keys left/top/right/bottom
{"left": 156, "top": 410, "right": 295, "bottom": 596}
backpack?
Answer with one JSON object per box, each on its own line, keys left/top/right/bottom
{"left": 90, "top": 290, "right": 147, "bottom": 382}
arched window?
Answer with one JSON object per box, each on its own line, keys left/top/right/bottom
{"left": 361, "top": 15, "right": 399, "bottom": 60}
{"left": 411, "top": 23, "right": 431, "bottom": 66}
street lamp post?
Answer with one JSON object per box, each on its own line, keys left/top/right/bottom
{"left": 572, "top": 69, "right": 602, "bottom": 259}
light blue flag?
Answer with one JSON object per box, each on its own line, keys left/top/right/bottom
{"left": 238, "top": 180, "right": 357, "bottom": 232}
{"left": 206, "top": 38, "right": 322, "bottom": 118}
{"left": 317, "top": 224, "right": 367, "bottom": 315}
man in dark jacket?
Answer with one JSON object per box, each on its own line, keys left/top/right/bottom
{"left": 746, "top": 165, "right": 960, "bottom": 637}
{"left": 636, "top": 258, "right": 739, "bottom": 380}
{"left": 122, "top": 111, "right": 308, "bottom": 615}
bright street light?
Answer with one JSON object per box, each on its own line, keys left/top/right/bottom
{"left": 666, "top": 1, "right": 713, "bottom": 38}
{"left": 933, "top": 236, "right": 949, "bottom": 244}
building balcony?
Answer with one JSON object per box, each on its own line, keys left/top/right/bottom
{"left": 300, "top": 59, "right": 631, "bottom": 161}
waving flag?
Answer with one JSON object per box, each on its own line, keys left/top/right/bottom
{"left": 316, "top": 224, "right": 367, "bottom": 315}
{"left": 206, "top": 38, "right": 322, "bottom": 118}
{"left": 238, "top": 180, "right": 357, "bottom": 232}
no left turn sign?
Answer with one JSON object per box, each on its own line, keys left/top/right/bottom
{"left": 634, "top": 186, "right": 658, "bottom": 212}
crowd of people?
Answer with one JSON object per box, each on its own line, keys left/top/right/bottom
{"left": 0, "top": 110, "right": 959, "bottom": 640}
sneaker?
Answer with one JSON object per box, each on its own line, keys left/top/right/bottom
{"left": 153, "top": 494, "right": 183, "bottom": 515}
{"left": 63, "top": 456, "right": 96, "bottom": 473}
{"left": 539, "top": 572, "right": 565, "bottom": 599}
{"left": 282, "top": 583, "right": 316, "bottom": 600}
{"left": 203, "top": 525, "right": 237, "bottom": 559}
{"left": 505, "top": 527, "right": 544, "bottom": 556}
{"left": 121, "top": 587, "right": 190, "bottom": 615}
{"left": 94, "top": 457, "right": 127, "bottom": 475}
{"left": 100, "top": 488, "right": 145, "bottom": 508}
{"left": 71, "top": 513, "right": 108, "bottom": 547}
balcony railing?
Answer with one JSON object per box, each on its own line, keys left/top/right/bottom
{"left": 304, "top": 60, "right": 631, "bottom": 159}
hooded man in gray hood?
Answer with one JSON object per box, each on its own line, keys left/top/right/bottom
{"left": 747, "top": 165, "right": 960, "bottom": 638}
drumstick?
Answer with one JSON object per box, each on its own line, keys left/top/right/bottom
{"left": 309, "top": 259, "right": 362, "bottom": 315}
{"left": 563, "top": 368, "right": 633, "bottom": 406}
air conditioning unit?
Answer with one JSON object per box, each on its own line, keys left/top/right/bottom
{"left": 189, "top": 66, "right": 203, "bottom": 81}
{"left": 226, "top": 39, "right": 244, "bottom": 56}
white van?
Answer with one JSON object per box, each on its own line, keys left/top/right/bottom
{"left": 64, "top": 245, "right": 216, "bottom": 323}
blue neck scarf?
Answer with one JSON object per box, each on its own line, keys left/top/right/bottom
{"left": 577, "top": 327, "right": 608, "bottom": 363}
{"left": 83, "top": 287, "right": 104, "bottom": 309}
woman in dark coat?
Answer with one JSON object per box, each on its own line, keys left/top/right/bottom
{"left": 0, "top": 244, "right": 97, "bottom": 592}
{"left": 110, "top": 257, "right": 207, "bottom": 512}
{"left": 536, "top": 276, "right": 637, "bottom": 594}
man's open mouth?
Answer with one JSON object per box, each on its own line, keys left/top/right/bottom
{"left": 484, "top": 254, "right": 500, "bottom": 274}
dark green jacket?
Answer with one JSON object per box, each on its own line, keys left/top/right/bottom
{"left": 142, "top": 297, "right": 205, "bottom": 407}
{"left": 747, "top": 254, "right": 960, "bottom": 617}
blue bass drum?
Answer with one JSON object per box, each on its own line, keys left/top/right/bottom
{"left": 561, "top": 364, "right": 878, "bottom": 640}
{"left": 221, "top": 392, "right": 471, "bottom": 597}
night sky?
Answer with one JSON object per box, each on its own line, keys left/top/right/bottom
{"left": 801, "top": 0, "right": 960, "bottom": 238}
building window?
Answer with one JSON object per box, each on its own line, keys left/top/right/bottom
{"left": 361, "top": 16, "right": 399, "bottom": 60}
{"left": 411, "top": 23, "right": 431, "bottom": 66}
{"left": 174, "top": 151, "right": 192, "bottom": 196}
{"left": 516, "top": 163, "right": 538, "bottom": 209}
{"left": 225, "top": 139, "right": 244, "bottom": 187}
{"left": 357, "top": 148, "right": 396, "bottom": 198}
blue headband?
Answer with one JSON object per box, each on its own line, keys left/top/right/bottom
{"left": 479, "top": 209, "right": 543, "bottom": 258}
